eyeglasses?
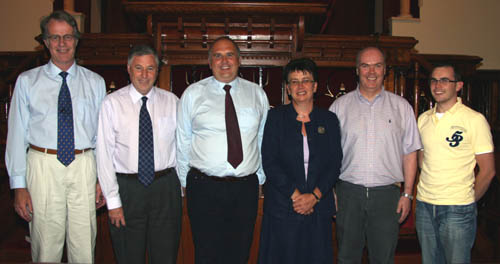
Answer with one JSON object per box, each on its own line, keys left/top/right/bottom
{"left": 429, "top": 78, "right": 459, "bottom": 85}
{"left": 47, "top": 34, "right": 76, "bottom": 43}
{"left": 288, "top": 79, "right": 315, "bottom": 87}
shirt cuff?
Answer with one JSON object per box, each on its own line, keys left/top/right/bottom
{"left": 9, "top": 176, "right": 27, "bottom": 189}
{"left": 106, "top": 196, "right": 122, "bottom": 210}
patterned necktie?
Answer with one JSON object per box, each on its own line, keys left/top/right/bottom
{"left": 223, "top": 85, "right": 243, "bottom": 168}
{"left": 138, "top": 96, "right": 155, "bottom": 186}
{"left": 57, "top": 71, "right": 75, "bottom": 166}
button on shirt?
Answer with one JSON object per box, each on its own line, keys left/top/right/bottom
{"left": 176, "top": 77, "right": 269, "bottom": 187}
{"left": 96, "top": 85, "right": 178, "bottom": 210}
{"left": 329, "top": 87, "right": 422, "bottom": 187}
{"left": 6, "top": 61, "right": 106, "bottom": 189}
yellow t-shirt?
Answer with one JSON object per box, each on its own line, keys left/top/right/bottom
{"left": 417, "top": 99, "right": 493, "bottom": 205}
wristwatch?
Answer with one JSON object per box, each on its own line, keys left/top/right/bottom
{"left": 401, "top": 193, "right": 414, "bottom": 200}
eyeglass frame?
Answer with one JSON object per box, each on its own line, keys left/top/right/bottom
{"left": 429, "top": 78, "right": 460, "bottom": 85}
{"left": 46, "top": 34, "right": 77, "bottom": 43}
{"left": 287, "top": 79, "right": 316, "bottom": 87}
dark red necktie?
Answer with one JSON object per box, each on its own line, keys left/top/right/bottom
{"left": 223, "top": 85, "right": 243, "bottom": 168}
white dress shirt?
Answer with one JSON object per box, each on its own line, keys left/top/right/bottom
{"left": 96, "top": 85, "right": 178, "bottom": 210}
{"left": 176, "top": 77, "right": 269, "bottom": 187}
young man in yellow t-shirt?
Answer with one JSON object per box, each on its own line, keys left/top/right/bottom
{"left": 417, "top": 64, "right": 495, "bottom": 264}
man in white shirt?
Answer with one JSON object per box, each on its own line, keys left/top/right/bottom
{"left": 96, "top": 45, "right": 181, "bottom": 264}
{"left": 176, "top": 36, "right": 269, "bottom": 264}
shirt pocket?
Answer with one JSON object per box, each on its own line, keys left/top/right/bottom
{"left": 74, "top": 98, "right": 93, "bottom": 123}
{"left": 157, "top": 116, "right": 176, "bottom": 139}
{"left": 379, "top": 112, "right": 403, "bottom": 142}
{"left": 237, "top": 107, "right": 260, "bottom": 132}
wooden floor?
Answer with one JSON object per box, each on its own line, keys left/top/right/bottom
{"left": 0, "top": 218, "right": 425, "bottom": 264}
{"left": 1, "top": 175, "right": 499, "bottom": 263}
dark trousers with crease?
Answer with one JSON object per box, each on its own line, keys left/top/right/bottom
{"left": 109, "top": 169, "right": 182, "bottom": 264}
{"left": 336, "top": 180, "right": 400, "bottom": 264}
{"left": 186, "top": 168, "right": 259, "bottom": 264}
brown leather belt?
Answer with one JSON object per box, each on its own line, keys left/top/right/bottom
{"left": 29, "top": 144, "right": 92, "bottom": 155}
{"left": 189, "top": 167, "right": 254, "bottom": 182}
{"left": 116, "top": 167, "right": 174, "bottom": 179}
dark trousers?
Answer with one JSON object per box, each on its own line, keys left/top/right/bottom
{"left": 109, "top": 168, "right": 182, "bottom": 264}
{"left": 336, "top": 180, "right": 400, "bottom": 264}
{"left": 186, "top": 168, "right": 259, "bottom": 264}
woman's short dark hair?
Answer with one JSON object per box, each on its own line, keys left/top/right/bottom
{"left": 283, "top": 58, "right": 318, "bottom": 84}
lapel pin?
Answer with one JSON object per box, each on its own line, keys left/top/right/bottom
{"left": 318, "top": 126, "right": 325, "bottom": 134}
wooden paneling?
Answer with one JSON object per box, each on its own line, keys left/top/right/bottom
{"left": 77, "top": 33, "right": 153, "bottom": 65}
{"left": 122, "top": 1, "right": 328, "bottom": 16}
{"left": 302, "top": 34, "right": 417, "bottom": 67}
{"left": 322, "top": 0, "right": 374, "bottom": 35}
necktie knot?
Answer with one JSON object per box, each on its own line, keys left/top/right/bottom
{"left": 59, "top": 71, "right": 68, "bottom": 80}
{"left": 223, "top": 85, "right": 231, "bottom": 93}
{"left": 141, "top": 96, "right": 148, "bottom": 105}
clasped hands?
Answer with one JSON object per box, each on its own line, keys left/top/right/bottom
{"left": 291, "top": 188, "right": 320, "bottom": 215}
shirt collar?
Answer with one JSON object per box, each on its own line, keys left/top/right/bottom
{"left": 47, "top": 60, "right": 77, "bottom": 80}
{"left": 431, "top": 97, "right": 463, "bottom": 116}
{"left": 355, "top": 85, "right": 385, "bottom": 104}
{"left": 212, "top": 77, "right": 239, "bottom": 93}
{"left": 129, "top": 84, "right": 155, "bottom": 104}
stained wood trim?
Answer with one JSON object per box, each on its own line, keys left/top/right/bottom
{"left": 122, "top": 1, "right": 328, "bottom": 15}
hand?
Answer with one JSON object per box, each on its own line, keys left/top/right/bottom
{"left": 299, "top": 208, "right": 314, "bottom": 215}
{"left": 14, "top": 188, "right": 33, "bottom": 222}
{"left": 109, "top": 207, "right": 126, "bottom": 228}
{"left": 293, "top": 193, "right": 317, "bottom": 215}
{"left": 291, "top": 189, "right": 301, "bottom": 201}
{"left": 95, "top": 183, "right": 106, "bottom": 209}
{"left": 396, "top": 196, "right": 411, "bottom": 223}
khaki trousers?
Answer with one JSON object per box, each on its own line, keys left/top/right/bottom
{"left": 26, "top": 149, "right": 97, "bottom": 263}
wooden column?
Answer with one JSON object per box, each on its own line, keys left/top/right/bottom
{"left": 64, "top": 0, "right": 75, "bottom": 12}
{"left": 64, "top": 0, "right": 86, "bottom": 33}
{"left": 158, "top": 64, "right": 171, "bottom": 91}
{"left": 398, "top": 0, "right": 412, "bottom": 18}
{"left": 413, "top": 61, "right": 419, "bottom": 118}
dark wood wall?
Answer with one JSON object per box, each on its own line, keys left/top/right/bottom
{"left": 52, "top": 0, "right": 419, "bottom": 35}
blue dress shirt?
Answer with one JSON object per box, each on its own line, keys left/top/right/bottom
{"left": 176, "top": 76, "right": 269, "bottom": 187}
{"left": 6, "top": 61, "right": 106, "bottom": 188}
